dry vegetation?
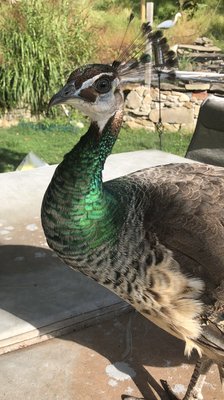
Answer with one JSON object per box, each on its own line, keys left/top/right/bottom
{"left": 165, "top": 13, "right": 206, "bottom": 46}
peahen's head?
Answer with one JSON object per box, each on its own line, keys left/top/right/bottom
{"left": 49, "top": 63, "right": 122, "bottom": 131}
{"left": 48, "top": 23, "right": 177, "bottom": 131}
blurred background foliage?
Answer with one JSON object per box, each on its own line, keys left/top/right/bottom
{"left": 0, "top": 0, "right": 96, "bottom": 113}
{"left": 0, "top": 0, "right": 223, "bottom": 113}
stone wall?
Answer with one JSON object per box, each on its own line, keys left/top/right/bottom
{"left": 0, "top": 86, "right": 213, "bottom": 131}
{"left": 124, "top": 85, "right": 208, "bottom": 132}
{"left": 0, "top": 108, "right": 32, "bottom": 128}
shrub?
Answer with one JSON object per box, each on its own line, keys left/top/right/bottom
{"left": 205, "top": 14, "right": 224, "bottom": 44}
{"left": 0, "top": 0, "right": 96, "bottom": 113}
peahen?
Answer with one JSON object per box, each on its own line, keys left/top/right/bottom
{"left": 41, "top": 24, "right": 224, "bottom": 400}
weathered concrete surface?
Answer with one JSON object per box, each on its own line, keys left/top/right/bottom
{"left": 0, "top": 240, "right": 127, "bottom": 354}
{"left": 0, "top": 312, "right": 222, "bottom": 400}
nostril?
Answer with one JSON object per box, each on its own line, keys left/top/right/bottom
{"left": 63, "top": 85, "right": 74, "bottom": 97}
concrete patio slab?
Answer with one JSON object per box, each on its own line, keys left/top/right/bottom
{"left": 0, "top": 312, "right": 222, "bottom": 400}
{"left": 0, "top": 242, "right": 128, "bottom": 354}
{"left": 0, "top": 150, "right": 193, "bottom": 354}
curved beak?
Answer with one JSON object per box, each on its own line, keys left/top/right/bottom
{"left": 48, "top": 82, "right": 79, "bottom": 110}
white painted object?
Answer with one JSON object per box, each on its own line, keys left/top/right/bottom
{"left": 16, "top": 151, "right": 48, "bottom": 171}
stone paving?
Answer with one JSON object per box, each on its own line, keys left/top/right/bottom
{"left": 0, "top": 312, "right": 222, "bottom": 400}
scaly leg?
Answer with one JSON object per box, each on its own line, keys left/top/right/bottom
{"left": 121, "top": 397, "right": 144, "bottom": 400}
{"left": 182, "top": 357, "right": 213, "bottom": 400}
{"left": 218, "top": 363, "right": 224, "bottom": 391}
{"left": 161, "top": 357, "right": 213, "bottom": 400}
{"left": 122, "top": 357, "right": 213, "bottom": 400}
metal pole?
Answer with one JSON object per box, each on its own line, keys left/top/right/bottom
{"left": 145, "top": 2, "right": 154, "bottom": 86}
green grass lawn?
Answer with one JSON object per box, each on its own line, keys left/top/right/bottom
{"left": 0, "top": 120, "right": 192, "bottom": 173}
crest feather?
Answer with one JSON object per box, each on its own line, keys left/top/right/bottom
{"left": 112, "top": 23, "right": 178, "bottom": 85}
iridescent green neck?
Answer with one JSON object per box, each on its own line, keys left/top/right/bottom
{"left": 52, "top": 110, "right": 124, "bottom": 252}
{"left": 60, "top": 110, "right": 122, "bottom": 189}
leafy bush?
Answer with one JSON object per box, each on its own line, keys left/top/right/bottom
{"left": 205, "top": 14, "right": 224, "bottom": 47}
{"left": 0, "top": 0, "right": 96, "bottom": 113}
{"left": 94, "top": 0, "right": 139, "bottom": 13}
{"left": 154, "top": 0, "right": 179, "bottom": 21}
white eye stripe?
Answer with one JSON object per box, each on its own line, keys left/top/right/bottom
{"left": 77, "top": 72, "right": 114, "bottom": 94}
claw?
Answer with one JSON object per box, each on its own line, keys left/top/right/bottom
{"left": 121, "top": 380, "right": 180, "bottom": 400}
{"left": 122, "top": 397, "right": 145, "bottom": 400}
{"left": 160, "top": 380, "right": 180, "bottom": 400}
{"left": 121, "top": 380, "right": 181, "bottom": 400}
{"left": 121, "top": 396, "right": 144, "bottom": 400}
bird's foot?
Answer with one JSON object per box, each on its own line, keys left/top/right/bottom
{"left": 121, "top": 396, "right": 144, "bottom": 400}
{"left": 121, "top": 383, "right": 180, "bottom": 400}
{"left": 121, "top": 380, "right": 181, "bottom": 400}
{"left": 160, "top": 380, "right": 180, "bottom": 400}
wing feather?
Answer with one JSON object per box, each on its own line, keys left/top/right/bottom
{"left": 118, "top": 162, "right": 224, "bottom": 360}
{"left": 105, "top": 162, "right": 224, "bottom": 360}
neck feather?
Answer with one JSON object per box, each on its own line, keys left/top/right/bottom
{"left": 42, "top": 108, "right": 124, "bottom": 256}
{"left": 61, "top": 108, "right": 123, "bottom": 185}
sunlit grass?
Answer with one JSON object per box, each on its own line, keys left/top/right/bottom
{"left": 0, "top": 120, "right": 192, "bottom": 173}
{"left": 91, "top": 7, "right": 141, "bottom": 63}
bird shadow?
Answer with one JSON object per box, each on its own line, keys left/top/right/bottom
{"left": 0, "top": 244, "right": 198, "bottom": 400}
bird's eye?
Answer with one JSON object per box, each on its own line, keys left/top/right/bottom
{"left": 94, "top": 77, "right": 111, "bottom": 94}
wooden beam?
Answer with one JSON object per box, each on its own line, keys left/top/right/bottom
{"left": 141, "top": 0, "right": 146, "bottom": 22}
{"left": 179, "top": 44, "right": 221, "bottom": 52}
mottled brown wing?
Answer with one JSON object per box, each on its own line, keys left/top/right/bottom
{"left": 136, "top": 162, "right": 224, "bottom": 360}
{"left": 138, "top": 163, "right": 224, "bottom": 285}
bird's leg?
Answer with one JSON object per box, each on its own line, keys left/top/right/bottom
{"left": 160, "top": 357, "right": 213, "bottom": 400}
{"left": 121, "top": 397, "right": 144, "bottom": 400}
{"left": 123, "top": 358, "right": 213, "bottom": 400}
{"left": 182, "top": 357, "right": 213, "bottom": 400}
{"left": 218, "top": 363, "right": 224, "bottom": 391}
{"left": 160, "top": 380, "right": 180, "bottom": 400}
